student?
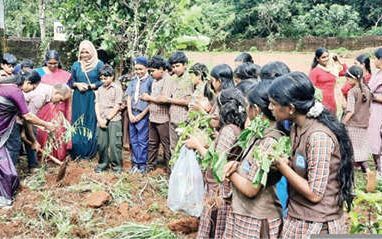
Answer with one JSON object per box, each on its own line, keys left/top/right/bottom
{"left": 140, "top": 56, "right": 172, "bottom": 171}
{"left": 186, "top": 88, "right": 247, "bottom": 239}
{"left": 94, "top": 65, "right": 124, "bottom": 173}
{"left": 341, "top": 54, "right": 372, "bottom": 99}
{"left": 188, "top": 63, "right": 211, "bottom": 113}
{"left": 260, "top": 61, "right": 290, "bottom": 81}
{"left": 126, "top": 56, "right": 153, "bottom": 173}
{"left": 234, "top": 52, "right": 254, "bottom": 67}
{"left": 342, "top": 66, "right": 372, "bottom": 175}
{"left": 166, "top": 51, "right": 193, "bottom": 150}
{"left": 309, "top": 47, "right": 342, "bottom": 114}
{"left": 233, "top": 62, "right": 261, "bottom": 84}
{"left": 269, "top": 72, "right": 354, "bottom": 237}
{"left": 367, "top": 48, "right": 382, "bottom": 178}
{"left": 223, "top": 81, "right": 284, "bottom": 239}
{"left": 208, "top": 64, "right": 235, "bottom": 129}
{"left": 0, "top": 53, "right": 17, "bottom": 78}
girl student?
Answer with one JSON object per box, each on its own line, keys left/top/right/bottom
{"left": 367, "top": 48, "right": 382, "bottom": 178}
{"left": 188, "top": 63, "right": 211, "bottom": 113}
{"left": 186, "top": 88, "right": 247, "bottom": 239}
{"left": 341, "top": 54, "right": 372, "bottom": 99}
{"left": 268, "top": 72, "right": 354, "bottom": 238}
{"left": 206, "top": 64, "right": 235, "bottom": 129}
{"left": 223, "top": 80, "right": 284, "bottom": 239}
{"left": 342, "top": 66, "right": 372, "bottom": 176}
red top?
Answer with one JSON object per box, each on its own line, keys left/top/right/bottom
{"left": 309, "top": 67, "right": 337, "bottom": 114}
{"left": 341, "top": 72, "right": 371, "bottom": 99}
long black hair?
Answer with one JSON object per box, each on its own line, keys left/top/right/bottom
{"left": 355, "top": 54, "right": 371, "bottom": 75}
{"left": 205, "top": 64, "right": 235, "bottom": 101}
{"left": 44, "top": 50, "right": 63, "bottom": 68}
{"left": 247, "top": 80, "right": 288, "bottom": 134}
{"left": 375, "top": 47, "right": 382, "bottom": 60}
{"left": 217, "top": 88, "right": 247, "bottom": 129}
{"left": 260, "top": 61, "right": 290, "bottom": 81}
{"left": 268, "top": 72, "right": 354, "bottom": 211}
{"left": 346, "top": 65, "right": 367, "bottom": 103}
{"left": 234, "top": 62, "right": 260, "bottom": 80}
{"left": 312, "top": 47, "right": 328, "bottom": 69}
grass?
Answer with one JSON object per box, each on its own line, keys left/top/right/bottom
{"left": 24, "top": 166, "right": 46, "bottom": 191}
{"left": 97, "top": 223, "right": 177, "bottom": 239}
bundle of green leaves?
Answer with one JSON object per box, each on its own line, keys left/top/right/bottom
{"left": 252, "top": 136, "right": 291, "bottom": 187}
{"left": 169, "top": 111, "right": 214, "bottom": 166}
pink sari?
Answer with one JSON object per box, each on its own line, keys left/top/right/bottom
{"left": 36, "top": 68, "right": 71, "bottom": 161}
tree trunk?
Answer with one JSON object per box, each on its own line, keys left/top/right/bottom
{"left": 39, "top": 0, "right": 46, "bottom": 41}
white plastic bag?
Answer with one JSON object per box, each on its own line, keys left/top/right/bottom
{"left": 167, "top": 145, "right": 205, "bottom": 217}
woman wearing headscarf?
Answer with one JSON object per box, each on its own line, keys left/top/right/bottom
{"left": 28, "top": 50, "right": 72, "bottom": 161}
{"left": 68, "top": 40, "right": 104, "bottom": 159}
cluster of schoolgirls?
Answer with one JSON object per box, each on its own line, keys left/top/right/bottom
{"left": 113, "top": 48, "right": 382, "bottom": 238}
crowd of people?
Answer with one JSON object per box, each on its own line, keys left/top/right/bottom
{"left": 0, "top": 40, "right": 382, "bottom": 238}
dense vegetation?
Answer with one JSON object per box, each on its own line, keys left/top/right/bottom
{"left": 3, "top": 0, "right": 382, "bottom": 60}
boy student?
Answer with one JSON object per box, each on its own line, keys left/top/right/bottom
{"left": 140, "top": 56, "right": 172, "bottom": 172}
{"left": 94, "top": 65, "right": 124, "bottom": 173}
{"left": 126, "top": 56, "right": 153, "bottom": 174}
{"left": 166, "top": 51, "right": 193, "bottom": 150}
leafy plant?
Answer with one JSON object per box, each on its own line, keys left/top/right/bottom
{"left": 170, "top": 111, "right": 213, "bottom": 166}
{"left": 41, "top": 113, "right": 92, "bottom": 161}
{"left": 236, "top": 115, "right": 270, "bottom": 150}
{"left": 252, "top": 136, "right": 291, "bottom": 187}
{"left": 350, "top": 189, "right": 382, "bottom": 234}
{"left": 98, "top": 223, "right": 177, "bottom": 239}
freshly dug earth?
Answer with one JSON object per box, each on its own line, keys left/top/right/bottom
{"left": 0, "top": 151, "right": 193, "bottom": 238}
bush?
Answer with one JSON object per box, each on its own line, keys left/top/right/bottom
{"left": 174, "top": 35, "right": 210, "bottom": 51}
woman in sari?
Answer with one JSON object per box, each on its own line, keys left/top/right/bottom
{"left": 0, "top": 71, "right": 54, "bottom": 207}
{"left": 34, "top": 50, "right": 71, "bottom": 161}
{"left": 68, "top": 40, "right": 104, "bottom": 159}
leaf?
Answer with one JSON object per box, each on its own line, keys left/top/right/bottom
{"left": 212, "top": 153, "right": 227, "bottom": 183}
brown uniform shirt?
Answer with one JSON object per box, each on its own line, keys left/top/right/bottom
{"left": 346, "top": 84, "right": 372, "bottom": 128}
{"left": 96, "top": 82, "right": 123, "bottom": 121}
{"left": 169, "top": 72, "right": 193, "bottom": 124}
{"left": 288, "top": 118, "right": 342, "bottom": 222}
{"left": 149, "top": 74, "right": 172, "bottom": 124}
{"left": 232, "top": 128, "right": 283, "bottom": 219}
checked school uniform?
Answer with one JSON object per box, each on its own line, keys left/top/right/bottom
{"left": 169, "top": 72, "right": 193, "bottom": 150}
{"left": 197, "top": 124, "right": 241, "bottom": 239}
{"left": 147, "top": 73, "right": 172, "bottom": 169}
{"left": 96, "top": 82, "right": 124, "bottom": 170}
{"left": 345, "top": 84, "right": 372, "bottom": 163}
{"left": 223, "top": 128, "right": 284, "bottom": 239}
{"left": 281, "top": 118, "right": 346, "bottom": 239}
{"left": 126, "top": 75, "right": 153, "bottom": 168}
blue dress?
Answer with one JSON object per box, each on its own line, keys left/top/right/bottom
{"left": 68, "top": 61, "right": 104, "bottom": 159}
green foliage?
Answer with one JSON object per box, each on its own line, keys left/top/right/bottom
{"left": 350, "top": 188, "right": 382, "bottom": 234}
{"left": 170, "top": 111, "right": 213, "bottom": 166}
{"left": 236, "top": 115, "right": 270, "bottom": 150}
{"left": 252, "top": 136, "right": 291, "bottom": 187}
{"left": 98, "top": 223, "right": 177, "bottom": 239}
{"left": 25, "top": 166, "right": 47, "bottom": 191}
{"left": 291, "top": 4, "right": 361, "bottom": 37}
